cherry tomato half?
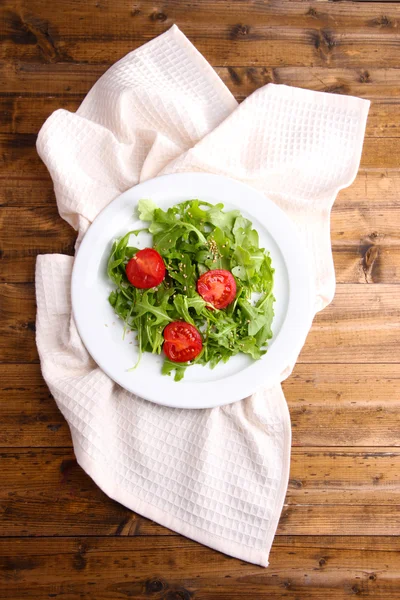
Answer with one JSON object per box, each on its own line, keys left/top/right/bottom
{"left": 126, "top": 248, "right": 166, "bottom": 289}
{"left": 197, "top": 269, "right": 237, "bottom": 309}
{"left": 163, "top": 321, "right": 203, "bottom": 363}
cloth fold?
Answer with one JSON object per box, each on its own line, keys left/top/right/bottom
{"left": 36, "top": 25, "right": 369, "bottom": 566}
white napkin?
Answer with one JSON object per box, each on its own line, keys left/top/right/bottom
{"left": 36, "top": 25, "right": 369, "bottom": 567}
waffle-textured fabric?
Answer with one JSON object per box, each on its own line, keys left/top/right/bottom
{"left": 36, "top": 25, "right": 370, "bottom": 567}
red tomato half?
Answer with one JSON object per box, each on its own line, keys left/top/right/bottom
{"left": 163, "top": 321, "right": 203, "bottom": 363}
{"left": 126, "top": 248, "right": 166, "bottom": 289}
{"left": 197, "top": 269, "right": 237, "bottom": 309}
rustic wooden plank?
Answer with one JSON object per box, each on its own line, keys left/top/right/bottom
{"left": 1, "top": 283, "right": 399, "bottom": 363}
{"left": 0, "top": 97, "right": 80, "bottom": 134}
{"left": 361, "top": 137, "right": 400, "bottom": 169}
{"left": 289, "top": 448, "right": 400, "bottom": 505}
{"left": 300, "top": 285, "right": 400, "bottom": 363}
{"left": 3, "top": 0, "right": 400, "bottom": 38}
{"left": 1, "top": 133, "right": 400, "bottom": 180}
{"left": 2, "top": 1, "right": 400, "bottom": 67}
{"left": 2, "top": 363, "right": 399, "bottom": 448}
{"left": 2, "top": 182, "right": 400, "bottom": 283}
{"left": 0, "top": 207, "right": 75, "bottom": 282}
{"left": 0, "top": 62, "right": 107, "bottom": 96}
{"left": 2, "top": 169, "right": 398, "bottom": 206}
{"left": 1, "top": 537, "right": 400, "bottom": 600}
{"left": 0, "top": 179, "right": 57, "bottom": 206}
{"left": 0, "top": 134, "right": 48, "bottom": 179}
{"left": 273, "top": 535, "right": 400, "bottom": 552}
{"left": 0, "top": 283, "right": 37, "bottom": 362}
{"left": 0, "top": 448, "right": 170, "bottom": 537}
{"left": 2, "top": 96, "right": 400, "bottom": 138}
{"left": 0, "top": 364, "right": 70, "bottom": 447}
{"left": 4, "top": 37, "right": 400, "bottom": 69}
{"left": 333, "top": 247, "right": 400, "bottom": 286}
{"left": 286, "top": 364, "right": 400, "bottom": 447}
{"left": 1, "top": 448, "right": 400, "bottom": 537}
{"left": 278, "top": 504, "right": 400, "bottom": 536}
{"left": 4, "top": 63, "right": 400, "bottom": 102}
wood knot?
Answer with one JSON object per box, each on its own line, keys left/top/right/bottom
{"left": 369, "top": 573, "right": 377, "bottom": 581}
{"left": 18, "top": 12, "right": 64, "bottom": 62}
{"left": 283, "top": 580, "right": 292, "bottom": 589}
{"left": 289, "top": 479, "right": 303, "bottom": 489}
{"left": 359, "top": 71, "right": 370, "bottom": 84}
{"left": 150, "top": 11, "right": 168, "bottom": 22}
{"left": 246, "top": 67, "right": 261, "bottom": 85}
{"left": 323, "top": 84, "right": 349, "bottom": 95}
{"left": 312, "top": 29, "right": 336, "bottom": 59}
{"left": 371, "top": 16, "right": 394, "bottom": 28}
{"left": 351, "top": 584, "right": 361, "bottom": 594}
{"left": 361, "top": 245, "right": 380, "bottom": 284}
{"left": 47, "top": 424, "right": 62, "bottom": 432}
{"left": 306, "top": 7, "right": 318, "bottom": 19}
{"left": 319, "top": 557, "right": 326, "bottom": 567}
{"left": 227, "top": 67, "right": 241, "bottom": 86}
{"left": 72, "top": 543, "right": 87, "bottom": 571}
{"left": 145, "top": 577, "right": 167, "bottom": 593}
{"left": 59, "top": 458, "right": 76, "bottom": 475}
{"left": 231, "top": 24, "right": 250, "bottom": 39}
{"left": 164, "top": 589, "right": 192, "bottom": 600}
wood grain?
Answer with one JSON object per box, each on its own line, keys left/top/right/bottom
{"left": 286, "top": 364, "right": 400, "bottom": 447}
{"left": 1, "top": 363, "right": 400, "bottom": 448}
{"left": 2, "top": 0, "right": 400, "bottom": 67}
{"left": 3, "top": 0, "right": 400, "bottom": 38}
{"left": 2, "top": 134, "right": 400, "bottom": 183}
{"left": 1, "top": 0, "right": 400, "bottom": 596}
{"left": 2, "top": 168, "right": 399, "bottom": 206}
{"left": 3, "top": 63, "right": 400, "bottom": 102}
{"left": 1, "top": 537, "right": 399, "bottom": 600}
{"left": 300, "top": 285, "right": 400, "bottom": 363}
{"left": 1, "top": 448, "right": 399, "bottom": 537}
{"left": 2, "top": 175, "right": 399, "bottom": 283}
{"left": 0, "top": 364, "right": 70, "bottom": 447}
{"left": 2, "top": 96, "right": 400, "bottom": 137}
{"left": 1, "top": 283, "right": 399, "bottom": 363}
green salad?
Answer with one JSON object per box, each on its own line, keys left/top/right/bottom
{"left": 107, "top": 199, "right": 275, "bottom": 381}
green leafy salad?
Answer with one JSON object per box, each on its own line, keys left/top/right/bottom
{"left": 107, "top": 199, "right": 275, "bottom": 381}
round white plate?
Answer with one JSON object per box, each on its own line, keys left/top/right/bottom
{"left": 72, "top": 173, "right": 313, "bottom": 409}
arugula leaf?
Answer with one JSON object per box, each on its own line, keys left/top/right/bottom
{"left": 173, "top": 294, "right": 195, "bottom": 325}
{"left": 162, "top": 359, "right": 186, "bottom": 382}
{"left": 133, "top": 292, "right": 172, "bottom": 325}
{"left": 138, "top": 199, "right": 157, "bottom": 221}
{"left": 207, "top": 204, "right": 240, "bottom": 232}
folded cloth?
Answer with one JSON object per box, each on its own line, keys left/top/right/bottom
{"left": 36, "top": 25, "right": 370, "bottom": 567}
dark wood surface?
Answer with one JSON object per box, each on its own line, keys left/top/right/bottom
{"left": 1, "top": 1, "right": 400, "bottom": 598}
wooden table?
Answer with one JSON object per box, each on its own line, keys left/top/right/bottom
{"left": 1, "top": 1, "right": 400, "bottom": 598}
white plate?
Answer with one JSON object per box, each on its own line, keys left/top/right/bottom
{"left": 72, "top": 173, "right": 313, "bottom": 409}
